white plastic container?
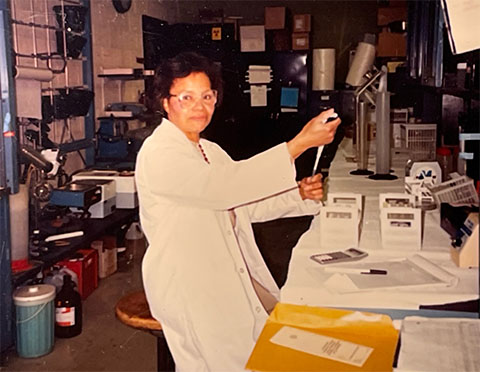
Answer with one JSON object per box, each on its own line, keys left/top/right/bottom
{"left": 13, "top": 284, "right": 56, "bottom": 358}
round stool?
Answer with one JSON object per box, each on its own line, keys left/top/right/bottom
{"left": 115, "top": 291, "right": 175, "bottom": 371}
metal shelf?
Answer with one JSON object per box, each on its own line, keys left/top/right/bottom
{"left": 11, "top": 208, "right": 138, "bottom": 288}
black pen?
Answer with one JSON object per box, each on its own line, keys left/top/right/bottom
{"left": 361, "top": 269, "right": 387, "bottom": 275}
{"left": 324, "top": 267, "right": 388, "bottom": 275}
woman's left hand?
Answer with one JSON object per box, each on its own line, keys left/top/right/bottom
{"left": 298, "top": 173, "right": 323, "bottom": 201}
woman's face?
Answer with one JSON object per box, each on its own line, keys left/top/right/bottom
{"left": 162, "top": 72, "right": 216, "bottom": 142}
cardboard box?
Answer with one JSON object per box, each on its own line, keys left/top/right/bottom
{"left": 292, "top": 33, "right": 310, "bottom": 50}
{"left": 58, "top": 249, "right": 98, "bottom": 299}
{"left": 293, "top": 14, "right": 311, "bottom": 32}
{"left": 377, "top": 31, "right": 406, "bottom": 57}
{"left": 377, "top": 6, "right": 407, "bottom": 26}
{"left": 91, "top": 237, "right": 117, "bottom": 279}
{"left": 265, "top": 7, "right": 286, "bottom": 30}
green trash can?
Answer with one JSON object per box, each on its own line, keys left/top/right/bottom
{"left": 13, "top": 284, "right": 56, "bottom": 358}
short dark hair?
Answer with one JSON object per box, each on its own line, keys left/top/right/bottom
{"left": 150, "top": 52, "right": 223, "bottom": 115}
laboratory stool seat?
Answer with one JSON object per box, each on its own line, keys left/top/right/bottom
{"left": 115, "top": 290, "right": 175, "bottom": 372}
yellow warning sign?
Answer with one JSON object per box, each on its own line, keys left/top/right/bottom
{"left": 212, "top": 27, "right": 221, "bottom": 41}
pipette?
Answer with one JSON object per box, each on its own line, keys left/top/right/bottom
{"left": 311, "top": 113, "right": 338, "bottom": 176}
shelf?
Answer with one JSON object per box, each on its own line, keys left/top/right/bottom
{"left": 404, "top": 77, "right": 479, "bottom": 100}
{"left": 12, "top": 208, "right": 138, "bottom": 288}
{"left": 98, "top": 112, "right": 136, "bottom": 120}
{"left": 98, "top": 68, "right": 154, "bottom": 80}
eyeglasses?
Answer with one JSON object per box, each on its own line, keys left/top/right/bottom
{"left": 169, "top": 90, "right": 218, "bottom": 109}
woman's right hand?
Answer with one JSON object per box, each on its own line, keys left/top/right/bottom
{"left": 287, "top": 108, "right": 342, "bottom": 160}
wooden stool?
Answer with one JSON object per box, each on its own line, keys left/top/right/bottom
{"left": 115, "top": 291, "right": 175, "bottom": 371}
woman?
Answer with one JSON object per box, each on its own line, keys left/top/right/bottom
{"left": 136, "top": 52, "right": 341, "bottom": 371}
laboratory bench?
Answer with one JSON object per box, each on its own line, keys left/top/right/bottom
{"left": 279, "top": 138, "right": 479, "bottom": 318}
{"left": 12, "top": 208, "right": 138, "bottom": 288}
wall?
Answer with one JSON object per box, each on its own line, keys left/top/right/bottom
{"left": 10, "top": 0, "right": 88, "bottom": 174}
{"left": 7, "top": 0, "right": 378, "bottom": 175}
{"left": 90, "top": 0, "right": 170, "bottom": 129}
{"left": 165, "top": 0, "right": 378, "bottom": 82}
{"left": 90, "top": 0, "right": 378, "bottom": 134}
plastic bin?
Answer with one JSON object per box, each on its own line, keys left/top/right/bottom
{"left": 400, "top": 123, "right": 437, "bottom": 161}
{"left": 13, "top": 284, "right": 56, "bottom": 358}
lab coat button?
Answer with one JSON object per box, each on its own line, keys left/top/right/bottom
{"left": 255, "top": 306, "right": 261, "bottom": 313}
{"left": 239, "top": 268, "right": 245, "bottom": 274}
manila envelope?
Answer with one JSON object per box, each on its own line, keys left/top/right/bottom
{"left": 246, "top": 303, "right": 399, "bottom": 372}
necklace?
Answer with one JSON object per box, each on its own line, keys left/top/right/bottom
{"left": 197, "top": 142, "right": 210, "bottom": 164}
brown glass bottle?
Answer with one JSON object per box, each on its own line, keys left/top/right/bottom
{"left": 55, "top": 274, "right": 82, "bottom": 338}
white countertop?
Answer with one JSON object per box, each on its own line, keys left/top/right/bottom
{"left": 281, "top": 138, "right": 479, "bottom": 310}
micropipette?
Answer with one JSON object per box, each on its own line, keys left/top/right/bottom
{"left": 311, "top": 113, "right": 338, "bottom": 176}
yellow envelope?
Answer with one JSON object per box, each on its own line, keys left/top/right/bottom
{"left": 246, "top": 303, "right": 399, "bottom": 372}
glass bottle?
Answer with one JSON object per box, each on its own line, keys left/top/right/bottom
{"left": 55, "top": 274, "right": 82, "bottom": 338}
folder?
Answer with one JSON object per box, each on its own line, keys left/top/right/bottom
{"left": 246, "top": 303, "right": 399, "bottom": 372}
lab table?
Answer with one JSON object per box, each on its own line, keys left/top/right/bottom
{"left": 281, "top": 139, "right": 479, "bottom": 317}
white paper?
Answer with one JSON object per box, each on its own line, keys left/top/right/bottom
{"left": 441, "top": 0, "right": 480, "bottom": 54}
{"left": 323, "top": 254, "right": 458, "bottom": 293}
{"left": 15, "top": 79, "right": 42, "bottom": 119}
{"left": 240, "top": 25, "right": 265, "bottom": 52}
{"left": 250, "top": 85, "right": 267, "bottom": 107}
{"left": 246, "top": 65, "right": 272, "bottom": 84}
{"left": 270, "top": 326, "right": 373, "bottom": 367}
{"left": 398, "top": 316, "right": 480, "bottom": 371}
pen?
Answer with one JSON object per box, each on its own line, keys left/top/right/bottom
{"left": 324, "top": 267, "right": 387, "bottom": 275}
{"left": 311, "top": 113, "right": 338, "bottom": 176}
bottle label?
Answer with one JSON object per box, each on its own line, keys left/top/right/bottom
{"left": 56, "top": 307, "right": 75, "bottom": 326}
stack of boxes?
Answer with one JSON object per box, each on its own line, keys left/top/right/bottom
{"left": 264, "top": 6, "right": 289, "bottom": 50}
{"left": 292, "top": 14, "right": 311, "bottom": 50}
{"left": 264, "top": 7, "right": 311, "bottom": 51}
{"left": 58, "top": 249, "right": 98, "bottom": 300}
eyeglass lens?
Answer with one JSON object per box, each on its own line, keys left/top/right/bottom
{"left": 173, "top": 90, "right": 217, "bottom": 109}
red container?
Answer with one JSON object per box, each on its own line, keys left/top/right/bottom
{"left": 58, "top": 249, "right": 98, "bottom": 300}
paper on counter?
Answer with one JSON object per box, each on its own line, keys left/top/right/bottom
{"left": 246, "top": 303, "right": 399, "bottom": 372}
{"left": 323, "top": 254, "right": 458, "bottom": 294}
{"left": 397, "top": 316, "right": 480, "bottom": 371}
{"left": 270, "top": 326, "right": 373, "bottom": 367}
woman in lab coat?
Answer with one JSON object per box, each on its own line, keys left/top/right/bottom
{"left": 136, "top": 52, "right": 341, "bottom": 371}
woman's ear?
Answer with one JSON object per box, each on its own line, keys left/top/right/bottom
{"left": 162, "top": 98, "right": 170, "bottom": 116}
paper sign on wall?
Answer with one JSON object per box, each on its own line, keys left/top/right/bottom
{"left": 240, "top": 25, "right": 265, "bottom": 52}
{"left": 250, "top": 85, "right": 267, "bottom": 107}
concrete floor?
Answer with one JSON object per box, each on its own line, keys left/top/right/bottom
{"left": 1, "top": 260, "right": 157, "bottom": 371}
{"left": 1, "top": 217, "right": 311, "bottom": 372}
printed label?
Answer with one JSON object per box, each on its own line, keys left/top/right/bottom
{"left": 56, "top": 307, "right": 75, "bottom": 327}
{"left": 270, "top": 326, "right": 373, "bottom": 367}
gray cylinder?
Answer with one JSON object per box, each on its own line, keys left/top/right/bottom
{"left": 357, "top": 100, "right": 368, "bottom": 170}
{"left": 375, "top": 91, "right": 391, "bottom": 175}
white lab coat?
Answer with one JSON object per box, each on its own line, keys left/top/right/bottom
{"left": 136, "top": 119, "right": 320, "bottom": 371}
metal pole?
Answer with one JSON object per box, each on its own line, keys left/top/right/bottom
{"left": 370, "top": 66, "right": 397, "bottom": 180}
{"left": 350, "top": 100, "right": 373, "bottom": 175}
